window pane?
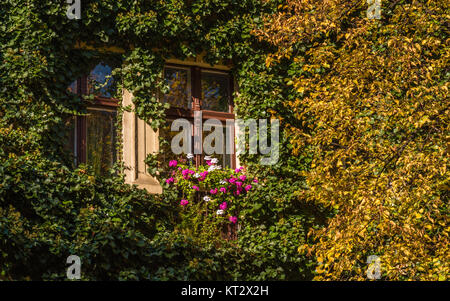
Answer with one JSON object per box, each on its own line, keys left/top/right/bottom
{"left": 158, "top": 120, "right": 193, "bottom": 167}
{"left": 163, "top": 67, "right": 191, "bottom": 109}
{"left": 202, "top": 124, "right": 233, "bottom": 168}
{"left": 86, "top": 109, "right": 117, "bottom": 176}
{"left": 88, "top": 63, "right": 115, "bottom": 98}
{"left": 201, "top": 72, "right": 230, "bottom": 112}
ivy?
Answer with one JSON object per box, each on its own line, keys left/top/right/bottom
{"left": 1, "top": 0, "right": 323, "bottom": 280}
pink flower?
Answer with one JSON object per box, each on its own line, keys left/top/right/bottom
{"left": 165, "top": 177, "right": 174, "bottom": 184}
{"left": 220, "top": 187, "right": 227, "bottom": 193}
{"left": 169, "top": 160, "right": 178, "bottom": 167}
{"left": 207, "top": 160, "right": 213, "bottom": 166}
{"left": 245, "top": 184, "right": 252, "bottom": 191}
{"left": 180, "top": 199, "right": 189, "bottom": 206}
{"left": 236, "top": 181, "right": 243, "bottom": 187}
{"left": 235, "top": 168, "right": 241, "bottom": 173}
{"left": 199, "top": 171, "right": 208, "bottom": 181}
{"left": 182, "top": 169, "right": 194, "bottom": 179}
{"left": 229, "top": 216, "right": 238, "bottom": 224}
{"left": 239, "top": 175, "right": 246, "bottom": 181}
{"left": 253, "top": 178, "right": 258, "bottom": 183}
{"left": 228, "top": 177, "right": 237, "bottom": 184}
{"left": 210, "top": 188, "right": 218, "bottom": 195}
{"left": 192, "top": 185, "right": 199, "bottom": 191}
{"left": 219, "top": 202, "right": 227, "bottom": 210}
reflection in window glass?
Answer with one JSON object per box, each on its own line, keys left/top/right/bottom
{"left": 159, "top": 120, "right": 231, "bottom": 168}
{"left": 88, "top": 63, "right": 114, "bottom": 98}
{"left": 201, "top": 72, "right": 230, "bottom": 112}
{"left": 86, "top": 109, "right": 117, "bottom": 176}
{"left": 202, "top": 125, "right": 232, "bottom": 168}
{"left": 163, "top": 67, "right": 191, "bottom": 109}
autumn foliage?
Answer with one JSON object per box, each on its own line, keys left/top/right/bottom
{"left": 256, "top": 0, "right": 449, "bottom": 280}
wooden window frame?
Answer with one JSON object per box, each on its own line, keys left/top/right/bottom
{"left": 164, "top": 63, "right": 236, "bottom": 169}
{"left": 72, "top": 76, "right": 119, "bottom": 167}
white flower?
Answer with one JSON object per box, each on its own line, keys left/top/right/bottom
{"left": 208, "top": 165, "right": 223, "bottom": 172}
{"left": 187, "top": 153, "right": 194, "bottom": 159}
{"left": 216, "top": 209, "right": 224, "bottom": 215}
{"left": 219, "top": 180, "right": 227, "bottom": 185}
{"left": 211, "top": 158, "right": 219, "bottom": 164}
{"left": 204, "top": 155, "right": 212, "bottom": 161}
{"left": 203, "top": 196, "right": 211, "bottom": 202}
{"left": 193, "top": 173, "right": 200, "bottom": 178}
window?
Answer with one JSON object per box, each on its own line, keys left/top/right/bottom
{"left": 67, "top": 62, "right": 118, "bottom": 176}
{"left": 66, "top": 61, "right": 235, "bottom": 192}
{"left": 201, "top": 70, "right": 230, "bottom": 112}
{"left": 160, "top": 64, "right": 235, "bottom": 168}
{"left": 163, "top": 66, "right": 191, "bottom": 109}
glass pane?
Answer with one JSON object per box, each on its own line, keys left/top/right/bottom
{"left": 86, "top": 109, "right": 117, "bottom": 176}
{"left": 88, "top": 63, "right": 115, "bottom": 98}
{"left": 158, "top": 120, "right": 193, "bottom": 169}
{"left": 202, "top": 124, "right": 233, "bottom": 168}
{"left": 163, "top": 67, "right": 191, "bottom": 109}
{"left": 201, "top": 72, "right": 230, "bottom": 112}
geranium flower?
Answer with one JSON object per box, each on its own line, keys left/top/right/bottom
{"left": 203, "top": 196, "right": 211, "bottom": 202}
{"left": 199, "top": 171, "right": 208, "bottom": 181}
{"left": 216, "top": 209, "right": 224, "bottom": 215}
{"left": 180, "top": 199, "right": 189, "bottom": 206}
{"left": 219, "top": 202, "right": 227, "bottom": 210}
{"left": 229, "top": 216, "right": 238, "bottom": 224}
{"left": 208, "top": 165, "right": 221, "bottom": 172}
{"left": 239, "top": 175, "right": 246, "bottom": 181}
{"left": 182, "top": 169, "right": 195, "bottom": 179}
{"left": 245, "top": 184, "right": 252, "bottom": 191}
{"left": 210, "top": 188, "right": 218, "bottom": 195}
{"left": 192, "top": 185, "right": 199, "bottom": 191}
{"left": 253, "top": 179, "right": 258, "bottom": 183}
{"left": 165, "top": 177, "right": 174, "bottom": 184}
{"left": 220, "top": 187, "right": 227, "bottom": 193}
{"left": 169, "top": 160, "right": 177, "bottom": 167}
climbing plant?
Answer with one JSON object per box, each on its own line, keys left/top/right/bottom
{"left": 255, "top": 0, "right": 449, "bottom": 280}
{"left": 1, "top": 0, "right": 323, "bottom": 280}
